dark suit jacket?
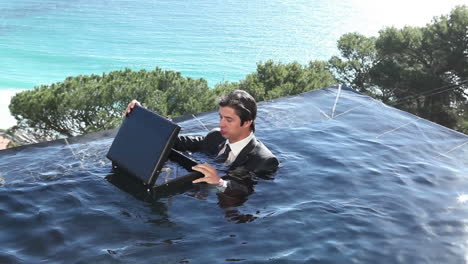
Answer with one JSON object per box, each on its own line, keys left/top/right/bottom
{"left": 173, "top": 130, "right": 279, "bottom": 197}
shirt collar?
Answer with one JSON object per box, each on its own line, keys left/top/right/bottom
{"left": 225, "top": 132, "right": 255, "bottom": 157}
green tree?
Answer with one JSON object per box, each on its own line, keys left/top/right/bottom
{"left": 9, "top": 59, "right": 336, "bottom": 142}
{"left": 328, "top": 33, "right": 378, "bottom": 96}
{"left": 9, "top": 68, "right": 214, "bottom": 139}
{"left": 329, "top": 6, "right": 468, "bottom": 131}
{"left": 373, "top": 5, "right": 467, "bottom": 128}
{"left": 216, "top": 60, "right": 335, "bottom": 101}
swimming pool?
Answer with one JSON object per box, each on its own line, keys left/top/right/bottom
{"left": 1, "top": 86, "right": 467, "bottom": 263}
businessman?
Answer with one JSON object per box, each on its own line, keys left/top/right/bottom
{"left": 125, "top": 90, "right": 279, "bottom": 197}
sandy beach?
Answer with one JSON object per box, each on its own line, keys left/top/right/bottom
{"left": 0, "top": 89, "right": 22, "bottom": 130}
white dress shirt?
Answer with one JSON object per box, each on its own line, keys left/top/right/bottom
{"left": 216, "top": 132, "right": 255, "bottom": 191}
{"left": 217, "top": 132, "right": 255, "bottom": 165}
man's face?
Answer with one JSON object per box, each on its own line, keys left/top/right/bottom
{"left": 218, "top": 106, "right": 252, "bottom": 143}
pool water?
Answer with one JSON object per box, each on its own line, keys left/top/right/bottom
{"left": 1, "top": 86, "right": 467, "bottom": 263}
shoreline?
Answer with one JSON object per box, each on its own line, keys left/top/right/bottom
{"left": 0, "top": 89, "right": 24, "bottom": 130}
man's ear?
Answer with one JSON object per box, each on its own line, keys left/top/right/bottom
{"left": 242, "top": 120, "right": 252, "bottom": 128}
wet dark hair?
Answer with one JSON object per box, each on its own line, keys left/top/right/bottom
{"left": 218, "top": 90, "right": 257, "bottom": 132}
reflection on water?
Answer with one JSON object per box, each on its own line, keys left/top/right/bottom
{"left": 457, "top": 194, "right": 468, "bottom": 204}
{"left": 0, "top": 87, "right": 467, "bottom": 263}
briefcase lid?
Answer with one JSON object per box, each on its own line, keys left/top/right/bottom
{"left": 106, "top": 105, "right": 180, "bottom": 186}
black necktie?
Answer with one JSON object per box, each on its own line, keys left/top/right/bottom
{"left": 216, "top": 144, "right": 231, "bottom": 163}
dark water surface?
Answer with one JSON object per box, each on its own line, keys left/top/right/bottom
{"left": 1, "top": 87, "right": 468, "bottom": 263}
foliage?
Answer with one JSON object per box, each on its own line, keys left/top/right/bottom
{"left": 329, "top": 5, "right": 468, "bottom": 131}
{"left": 10, "top": 62, "right": 335, "bottom": 140}
{"left": 328, "top": 33, "right": 378, "bottom": 95}
{"left": 214, "top": 60, "right": 336, "bottom": 101}
{"left": 9, "top": 68, "right": 216, "bottom": 139}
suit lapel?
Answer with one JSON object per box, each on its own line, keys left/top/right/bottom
{"left": 229, "top": 138, "right": 257, "bottom": 169}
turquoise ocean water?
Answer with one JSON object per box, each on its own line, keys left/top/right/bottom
{"left": 1, "top": 0, "right": 465, "bottom": 90}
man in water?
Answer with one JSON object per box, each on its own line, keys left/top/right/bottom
{"left": 125, "top": 90, "right": 279, "bottom": 197}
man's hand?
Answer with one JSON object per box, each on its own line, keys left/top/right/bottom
{"left": 124, "top": 99, "right": 141, "bottom": 116}
{"left": 192, "top": 163, "right": 222, "bottom": 185}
